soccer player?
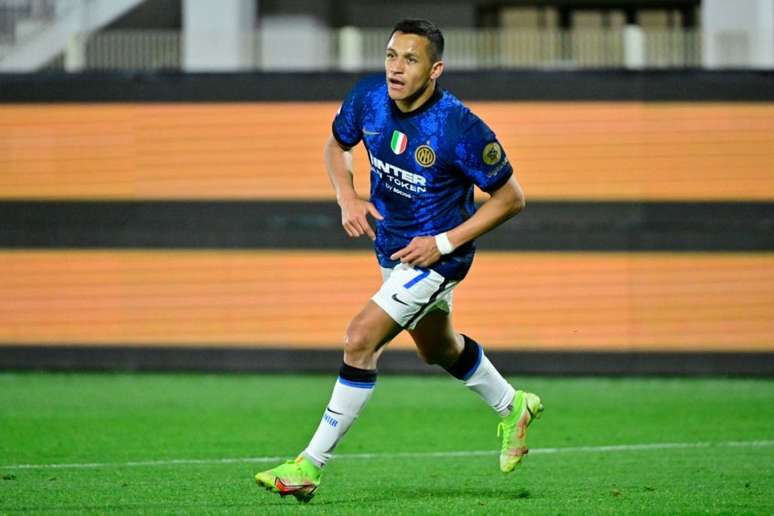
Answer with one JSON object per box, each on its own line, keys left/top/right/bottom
{"left": 255, "top": 19, "right": 542, "bottom": 502}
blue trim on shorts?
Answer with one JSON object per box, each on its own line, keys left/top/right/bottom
{"left": 461, "top": 343, "right": 484, "bottom": 381}
{"left": 403, "top": 268, "right": 430, "bottom": 289}
{"left": 337, "top": 376, "right": 376, "bottom": 389}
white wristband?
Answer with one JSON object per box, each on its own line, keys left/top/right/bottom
{"left": 434, "top": 232, "right": 455, "bottom": 255}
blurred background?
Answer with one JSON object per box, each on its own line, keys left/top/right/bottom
{"left": 0, "top": 0, "right": 772, "bottom": 71}
{"left": 0, "top": 0, "right": 772, "bottom": 375}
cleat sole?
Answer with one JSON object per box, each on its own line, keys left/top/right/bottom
{"left": 255, "top": 475, "right": 317, "bottom": 503}
{"left": 292, "top": 487, "right": 317, "bottom": 503}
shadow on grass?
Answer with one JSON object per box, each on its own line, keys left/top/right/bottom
{"left": 392, "top": 486, "right": 533, "bottom": 501}
{"left": 0, "top": 503, "right": 271, "bottom": 513}
{"left": 3, "top": 489, "right": 534, "bottom": 513}
{"left": 295, "top": 487, "right": 534, "bottom": 507}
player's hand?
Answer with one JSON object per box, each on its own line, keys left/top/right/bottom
{"left": 339, "top": 196, "right": 383, "bottom": 240}
{"left": 390, "top": 236, "right": 441, "bottom": 267}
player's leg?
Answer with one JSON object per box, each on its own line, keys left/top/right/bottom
{"left": 341, "top": 300, "right": 403, "bottom": 370}
{"left": 301, "top": 301, "right": 401, "bottom": 466}
{"left": 409, "top": 310, "right": 516, "bottom": 416}
{"left": 407, "top": 308, "right": 462, "bottom": 367}
{"left": 409, "top": 309, "right": 543, "bottom": 473}
{"left": 301, "top": 262, "right": 461, "bottom": 469}
{"left": 255, "top": 301, "right": 400, "bottom": 502}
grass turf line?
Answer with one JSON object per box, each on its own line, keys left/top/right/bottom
{"left": 1, "top": 373, "right": 773, "bottom": 514}
{"left": 4, "top": 440, "right": 774, "bottom": 471}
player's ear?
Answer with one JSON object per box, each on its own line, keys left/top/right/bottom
{"left": 430, "top": 60, "right": 444, "bottom": 80}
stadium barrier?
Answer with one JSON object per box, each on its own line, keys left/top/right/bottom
{"left": 43, "top": 27, "right": 702, "bottom": 71}
{"left": 1, "top": 70, "right": 772, "bottom": 375}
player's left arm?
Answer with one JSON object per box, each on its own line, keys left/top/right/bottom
{"left": 390, "top": 176, "right": 525, "bottom": 267}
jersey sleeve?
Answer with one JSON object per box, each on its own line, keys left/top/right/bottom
{"left": 452, "top": 114, "right": 513, "bottom": 193}
{"left": 331, "top": 81, "right": 364, "bottom": 149}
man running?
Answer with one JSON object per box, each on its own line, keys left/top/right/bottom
{"left": 256, "top": 18, "right": 542, "bottom": 503}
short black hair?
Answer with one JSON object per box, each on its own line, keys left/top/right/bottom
{"left": 389, "top": 19, "right": 444, "bottom": 63}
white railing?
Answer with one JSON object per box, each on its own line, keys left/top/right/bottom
{"left": 362, "top": 29, "right": 699, "bottom": 69}
{"left": 84, "top": 30, "right": 179, "bottom": 70}
{"left": 46, "top": 27, "right": 702, "bottom": 71}
{"left": 0, "top": 0, "right": 148, "bottom": 70}
{"left": 0, "top": 0, "right": 78, "bottom": 42}
{"left": 0, "top": 0, "right": 56, "bottom": 43}
{"left": 644, "top": 29, "right": 702, "bottom": 68}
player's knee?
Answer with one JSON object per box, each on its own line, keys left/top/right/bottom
{"left": 343, "top": 320, "right": 377, "bottom": 357}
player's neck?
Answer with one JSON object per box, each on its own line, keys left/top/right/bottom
{"left": 394, "top": 80, "right": 437, "bottom": 113}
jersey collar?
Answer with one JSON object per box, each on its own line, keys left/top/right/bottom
{"left": 389, "top": 83, "right": 443, "bottom": 119}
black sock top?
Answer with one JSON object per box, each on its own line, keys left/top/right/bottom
{"left": 338, "top": 362, "right": 377, "bottom": 387}
{"left": 445, "top": 334, "right": 482, "bottom": 380}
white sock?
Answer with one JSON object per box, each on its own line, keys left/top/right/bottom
{"left": 302, "top": 376, "right": 374, "bottom": 468}
{"left": 464, "top": 351, "right": 516, "bottom": 417}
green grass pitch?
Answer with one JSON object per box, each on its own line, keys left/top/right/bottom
{"left": 1, "top": 372, "right": 773, "bottom": 514}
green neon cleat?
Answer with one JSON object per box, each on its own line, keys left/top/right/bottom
{"left": 497, "top": 390, "right": 544, "bottom": 473}
{"left": 255, "top": 455, "right": 322, "bottom": 503}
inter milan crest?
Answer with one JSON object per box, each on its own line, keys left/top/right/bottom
{"left": 482, "top": 142, "right": 502, "bottom": 165}
{"left": 390, "top": 130, "right": 408, "bottom": 154}
{"left": 414, "top": 145, "right": 436, "bottom": 167}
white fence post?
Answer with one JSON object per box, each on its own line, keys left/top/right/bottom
{"left": 64, "top": 31, "right": 86, "bottom": 71}
{"left": 338, "top": 26, "right": 362, "bottom": 71}
{"left": 623, "top": 24, "right": 645, "bottom": 69}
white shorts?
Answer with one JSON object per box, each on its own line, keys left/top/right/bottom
{"left": 371, "top": 263, "right": 459, "bottom": 330}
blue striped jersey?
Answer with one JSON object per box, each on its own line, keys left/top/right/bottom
{"left": 332, "top": 74, "right": 513, "bottom": 281}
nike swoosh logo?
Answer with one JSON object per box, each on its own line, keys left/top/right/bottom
{"left": 362, "top": 129, "right": 380, "bottom": 135}
{"left": 391, "top": 293, "right": 409, "bottom": 306}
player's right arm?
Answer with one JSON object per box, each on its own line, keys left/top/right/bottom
{"left": 324, "top": 135, "right": 383, "bottom": 240}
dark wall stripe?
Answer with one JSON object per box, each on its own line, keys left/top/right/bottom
{"left": 1, "top": 346, "right": 772, "bottom": 377}
{"left": 1, "top": 200, "right": 772, "bottom": 251}
{"left": 1, "top": 70, "right": 774, "bottom": 102}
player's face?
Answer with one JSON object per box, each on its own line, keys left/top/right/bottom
{"left": 385, "top": 32, "right": 443, "bottom": 103}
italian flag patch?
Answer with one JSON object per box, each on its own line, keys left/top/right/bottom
{"left": 390, "top": 130, "right": 408, "bottom": 154}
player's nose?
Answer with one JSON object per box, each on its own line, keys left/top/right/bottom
{"left": 390, "top": 59, "right": 405, "bottom": 73}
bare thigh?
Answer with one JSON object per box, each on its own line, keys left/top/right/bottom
{"left": 344, "top": 300, "right": 403, "bottom": 370}
{"left": 408, "top": 309, "right": 463, "bottom": 368}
